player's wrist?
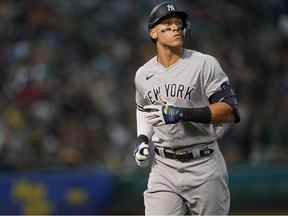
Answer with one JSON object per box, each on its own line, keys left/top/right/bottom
{"left": 134, "top": 135, "right": 150, "bottom": 168}
{"left": 163, "top": 105, "right": 211, "bottom": 124}
{"left": 181, "top": 106, "right": 212, "bottom": 123}
{"left": 136, "top": 134, "right": 149, "bottom": 146}
{"left": 135, "top": 135, "right": 149, "bottom": 153}
{"left": 163, "top": 105, "right": 184, "bottom": 124}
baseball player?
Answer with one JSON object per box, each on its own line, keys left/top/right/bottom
{"left": 134, "top": 1, "right": 240, "bottom": 215}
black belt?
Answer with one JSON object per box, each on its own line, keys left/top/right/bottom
{"left": 154, "top": 146, "right": 214, "bottom": 162}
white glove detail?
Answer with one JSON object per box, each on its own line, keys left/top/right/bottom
{"left": 135, "top": 142, "right": 150, "bottom": 167}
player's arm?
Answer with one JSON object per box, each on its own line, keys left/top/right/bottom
{"left": 208, "top": 81, "right": 240, "bottom": 123}
{"left": 134, "top": 73, "right": 154, "bottom": 167}
{"left": 144, "top": 82, "right": 240, "bottom": 126}
{"left": 134, "top": 77, "right": 153, "bottom": 140}
{"left": 209, "top": 102, "right": 235, "bottom": 123}
{"left": 134, "top": 106, "right": 154, "bottom": 167}
{"left": 144, "top": 102, "right": 238, "bottom": 126}
{"left": 136, "top": 105, "right": 154, "bottom": 138}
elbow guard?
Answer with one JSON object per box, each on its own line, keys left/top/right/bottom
{"left": 209, "top": 81, "right": 240, "bottom": 123}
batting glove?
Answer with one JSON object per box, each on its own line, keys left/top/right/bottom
{"left": 134, "top": 135, "right": 150, "bottom": 168}
{"left": 143, "top": 104, "right": 183, "bottom": 127}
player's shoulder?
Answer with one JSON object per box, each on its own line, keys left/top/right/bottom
{"left": 184, "top": 49, "right": 219, "bottom": 64}
{"left": 135, "top": 56, "right": 157, "bottom": 82}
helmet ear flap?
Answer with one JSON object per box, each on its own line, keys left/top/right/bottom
{"left": 182, "top": 28, "right": 186, "bottom": 37}
{"left": 182, "top": 19, "right": 191, "bottom": 37}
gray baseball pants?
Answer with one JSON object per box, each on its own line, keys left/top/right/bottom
{"left": 144, "top": 142, "right": 230, "bottom": 215}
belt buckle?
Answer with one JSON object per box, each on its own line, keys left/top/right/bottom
{"left": 175, "top": 150, "right": 193, "bottom": 162}
{"left": 175, "top": 150, "right": 189, "bottom": 156}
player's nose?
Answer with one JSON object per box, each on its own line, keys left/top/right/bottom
{"left": 171, "top": 23, "right": 182, "bottom": 32}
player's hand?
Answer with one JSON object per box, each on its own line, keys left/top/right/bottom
{"left": 143, "top": 104, "right": 183, "bottom": 127}
{"left": 134, "top": 142, "right": 150, "bottom": 167}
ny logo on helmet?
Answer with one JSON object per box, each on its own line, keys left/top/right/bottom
{"left": 167, "top": 4, "right": 175, "bottom": 11}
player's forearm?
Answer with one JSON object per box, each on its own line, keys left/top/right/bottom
{"left": 148, "top": 102, "right": 238, "bottom": 125}
{"left": 209, "top": 102, "right": 235, "bottom": 123}
{"left": 181, "top": 102, "right": 236, "bottom": 124}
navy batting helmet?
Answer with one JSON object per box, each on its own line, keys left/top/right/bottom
{"left": 148, "top": 2, "right": 189, "bottom": 30}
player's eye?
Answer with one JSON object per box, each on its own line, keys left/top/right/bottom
{"left": 160, "top": 27, "right": 172, "bottom": 33}
{"left": 159, "top": 25, "right": 183, "bottom": 33}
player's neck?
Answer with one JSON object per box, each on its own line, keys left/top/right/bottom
{"left": 156, "top": 46, "right": 183, "bottom": 68}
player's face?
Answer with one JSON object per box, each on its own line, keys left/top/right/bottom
{"left": 151, "top": 17, "right": 184, "bottom": 48}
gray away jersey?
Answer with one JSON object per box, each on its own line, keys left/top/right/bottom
{"left": 135, "top": 49, "right": 229, "bottom": 149}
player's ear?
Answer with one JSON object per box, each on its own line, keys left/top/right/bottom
{"left": 150, "top": 28, "right": 158, "bottom": 40}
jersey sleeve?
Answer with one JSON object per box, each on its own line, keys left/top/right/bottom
{"left": 136, "top": 109, "right": 153, "bottom": 138}
{"left": 134, "top": 69, "right": 153, "bottom": 138}
{"left": 135, "top": 88, "right": 145, "bottom": 111}
{"left": 202, "top": 55, "right": 229, "bottom": 98}
{"left": 135, "top": 68, "right": 147, "bottom": 111}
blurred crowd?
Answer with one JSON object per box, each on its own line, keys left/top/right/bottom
{"left": 0, "top": 0, "right": 287, "bottom": 172}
